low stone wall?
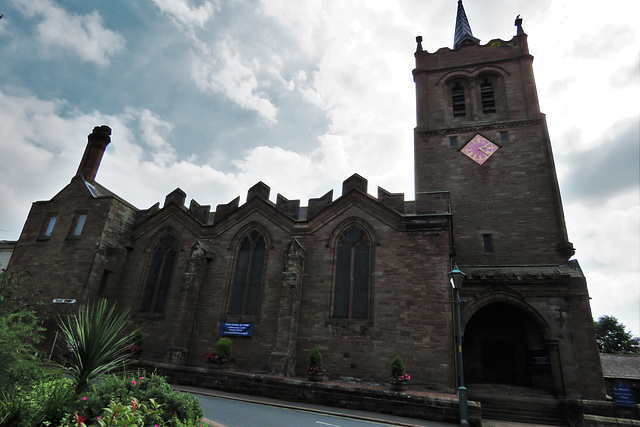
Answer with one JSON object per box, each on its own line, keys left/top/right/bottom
{"left": 571, "top": 400, "right": 640, "bottom": 423}
{"left": 137, "top": 362, "right": 481, "bottom": 426}
{"left": 582, "top": 415, "right": 640, "bottom": 427}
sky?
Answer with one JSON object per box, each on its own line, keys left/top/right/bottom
{"left": 0, "top": 0, "right": 638, "bottom": 335}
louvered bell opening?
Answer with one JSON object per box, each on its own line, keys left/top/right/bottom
{"left": 481, "top": 82, "right": 496, "bottom": 113}
{"left": 452, "top": 85, "right": 466, "bottom": 117}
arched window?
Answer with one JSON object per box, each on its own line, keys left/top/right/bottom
{"left": 480, "top": 79, "right": 496, "bottom": 113}
{"left": 452, "top": 84, "right": 466, "bottom": 117}
{"left": 140, "top": 234, "right": 178, "bottom": 313}
{"left": 333, "top": 225, "right": 370, "bottom": 319}
{"left": 228, "top": 230, "right": 266, "bottom": 316}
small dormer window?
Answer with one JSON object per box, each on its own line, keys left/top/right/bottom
{"left": 452, "top": 84, "right": 466, "bottom": 117}
{"left": 481, "top": 80, "right": 496, "bottom": 113}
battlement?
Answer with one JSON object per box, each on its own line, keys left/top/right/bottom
{"left": 414, "top": 34, "right": 530, "bottom": 73}
{"left": 138, "top": 173, "right": 451, "bottom": 227}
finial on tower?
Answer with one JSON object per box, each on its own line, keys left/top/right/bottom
{"left": 515, "top": 14, "right": 525, "bottom": 35}
{"left": 453, "top": 0, "right": 480, "bottom": 49}
{"left": 416, "top": 35, "right": 423, "bottom": 52}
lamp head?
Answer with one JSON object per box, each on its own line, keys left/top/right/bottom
{"left": 448, "top": 264, "right": 467, "bottom": 289}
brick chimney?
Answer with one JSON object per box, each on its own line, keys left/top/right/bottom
{"left": 76, "top": 125, "right": 111, "bottom": 182}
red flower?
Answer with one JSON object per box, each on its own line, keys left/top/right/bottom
{"left": 74, "top": 412, "right": 85, "bottom": 427}
{"left": 131, "top": 398, "right": 137, "bottom": 410}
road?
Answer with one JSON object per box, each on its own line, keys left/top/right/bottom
{"left": 182, "top": 387, "right": 455, "bottom": 427}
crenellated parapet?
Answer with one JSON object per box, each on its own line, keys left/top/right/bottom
{"left": 136, "top": 173, "right": 451, "bottom": 227}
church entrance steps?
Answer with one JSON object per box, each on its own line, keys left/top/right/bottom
{"left": 468, "top": 384, "right": 567, "bottom": 426}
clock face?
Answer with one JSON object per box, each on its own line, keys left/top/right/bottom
{"left": 460, "top": 134, "right": 499, "bottom": 165}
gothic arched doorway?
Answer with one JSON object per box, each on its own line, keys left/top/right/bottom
{"left": 463, "top": 301, "right": 554, "bottom": 392}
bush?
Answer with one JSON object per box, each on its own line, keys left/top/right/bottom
{"left": 0, "top": 376, "right": 76, "bottom": 426}
{"left": 58, "top": 300, "right": 135, "bottom": 393}
{"left": 307, "top": 345, "right": 323, "bottom": 373}
{"left": 390, "top": 355, "right": 406, "bottom": 379}
{"left": 207, "top": 337, "right": 231, "bottom": 364}
{"left": 215, "top": 337, "right": 232, "bottom": 359}
{"left": 65, "top": 372, "right": 204, "bottom": 426}
{"left": 0, "top": 271, "right": 45, "bottom": 394}
{"left": 127, "top": 328, "right": 144, "bottom": 356}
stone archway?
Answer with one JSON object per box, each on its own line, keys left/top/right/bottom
{"left": 462, "top": 301, "right": 554, "bottom": 393}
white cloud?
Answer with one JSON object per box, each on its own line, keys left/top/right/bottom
{"left": 566, "top": 192, "right": 640, "bottom": 335}
{"left": 151, "top": 0, "right": 218, "bottom": 31}
{"left": 191, "top": 39, "right": 279, "bottom": 124}
{"left": 11, "top": 0, "right": 124, "bottom": 66}
{"left": 0, "top": 89, "right": 114, "bottom": 237}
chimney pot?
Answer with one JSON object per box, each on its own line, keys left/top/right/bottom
{"left": 76, "top": 125, "right": 111, "bottom": 182}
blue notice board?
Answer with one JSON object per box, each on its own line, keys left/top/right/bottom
{"left": 219, "top": 322, "right": 254, "bottom": 337}
{"left": 613, "top": 381, "right": 636, "bottom": 407}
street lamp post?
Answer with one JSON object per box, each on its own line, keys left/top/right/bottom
{"left": 448, "top": 264, "right": 469, "bottom": 426}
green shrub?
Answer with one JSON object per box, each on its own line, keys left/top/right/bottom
{"left": 390, "top": 355, "right": 406, "bottom": 378}
{"left": 127, "top": 328, "right": 144, "bottom": 356}
{"left": 66, "top": 372, "right": 203, "bottom": 427}
{"left": 58, "top": 300, "right": 135, "bottom": 393}
{"left": 216, "top": 337, "right": 232, "bottom": 358}
{"left": 0, "top": 376, "right": 76, "bottom": 426}
{"left": 0, "top": 272, "right": 45, "bottom": 395}
{"left": 208, "top": 337, "right": 232, "bottom": 364}
{"left": 307, "top": 345, "right": 323, "bottom": 373}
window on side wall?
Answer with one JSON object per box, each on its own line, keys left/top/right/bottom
{"left": 69, "top": 212, "right": 88, "bottom": 237}
{"left": 333, "top": 225, "right": 371, "bottom": 319}
{"left": 38, "top": 213, "right": 58, "bottom": 240}
{"left": 483, "top": 234, "right": 495, "bottom": 253}
{"left": 228, "top": 230, "right": 266, "bottom": 316}
{"left": 139, "top": 234, "right": 178, "bottom": 314}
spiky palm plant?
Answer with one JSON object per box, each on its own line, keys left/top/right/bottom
{"left": 58, "top": 300, "right": 134, "bottom": 393}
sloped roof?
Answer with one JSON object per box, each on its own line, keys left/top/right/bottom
{"left": 82, "top": 176, "right": 138, "bottom": 210}
{"left": 600, "top": 354, "right": 640, "bottom": 380}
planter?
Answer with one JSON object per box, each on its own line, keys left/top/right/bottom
{"left": 207, "top": 360, "right": 230, "bottom": 370}
{"left": 390, "top": 381, "right": 408, "bottom": 391}
{"left": 307, "top": 373, "right": 324, "bottom": 382}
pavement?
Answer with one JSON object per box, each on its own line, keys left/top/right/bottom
{"left": 176, "top": 384, "right": 561, "bottom": 427}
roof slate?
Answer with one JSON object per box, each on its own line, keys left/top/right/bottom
{"left": 600, "top": 354, "right": 640, "bottom": 380}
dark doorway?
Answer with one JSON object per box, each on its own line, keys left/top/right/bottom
{"left": 482, "top": 339, "right": 516, "bottom": 384}
{"left": 463, "top": 302, "right": 548, "bottom": 389}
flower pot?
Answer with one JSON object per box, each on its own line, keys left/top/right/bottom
{"left": 307, "top": 373, "right": 324, "bottom": 382}
{"left": 390, "top": 381, "right": 408, "bottom": 391}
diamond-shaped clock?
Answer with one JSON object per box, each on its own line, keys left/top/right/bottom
{"left": 460, "top": 134, "right": 499, "bottom": 165}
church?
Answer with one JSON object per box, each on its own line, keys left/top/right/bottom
{"left": 8, "top": 0, "right": 605, "bottom": 415}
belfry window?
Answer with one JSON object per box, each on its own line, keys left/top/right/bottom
{"left": 452, "top": 84, "right": 466, "bottom": 117}
{"left": 228, "top": 231, "right": 266, "bottom": 316}
{"left": 481, "top": 80, "right": 496, "bottom": 113}
{"left": 140, "top": 234, "right": 178, "bottom": 314}
{"left": 333, "top": 225, "right": 370, "bottom": 319}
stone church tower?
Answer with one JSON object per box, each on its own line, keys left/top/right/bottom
{"left": 413, "top": 0, "right": 604, "bottom": 404}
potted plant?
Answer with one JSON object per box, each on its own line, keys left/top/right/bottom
{"left": 389, "top": 355, "right": 410, "bottom": 391}
{"left": 207, "top": 337, "right": 231, "bottom": 366}
{"left": 306, "top": 345, "right": 326, "bottom": 381}
{"left": 127, "top": 328, "right": 144, "bottom": 359}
